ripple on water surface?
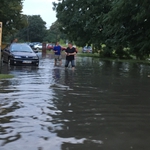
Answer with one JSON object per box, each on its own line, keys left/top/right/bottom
{"left": 0, "top": 57, "right": 150, "bottom": 150}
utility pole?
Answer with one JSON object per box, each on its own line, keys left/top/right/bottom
{"left": 27, "top": 16, "right": 29, "bottom": 42}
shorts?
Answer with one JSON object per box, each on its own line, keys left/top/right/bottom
{"left": 55, "top": 55, "right": 61, "bottom": 61}
{"left": 65, "top": 60, "right": 75, "bottom": 67}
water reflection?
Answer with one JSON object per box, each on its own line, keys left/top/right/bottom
{"left": 0, "top": 56, "right": 150, "bottom": 150}
{"left": 53, "top": 68, "right": 61, "bottom": 83}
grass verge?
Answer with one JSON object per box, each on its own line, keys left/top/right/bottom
{"left": 77, "top": 53, "right": 150, "bottom": 64}
{"left": 77, "top": 53, "right": 100, "bottom": 58}
{"left": 0, "top": 74, "right": 14, "bottom": 79}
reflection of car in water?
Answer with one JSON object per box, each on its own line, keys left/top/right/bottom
{"left": 2, "top": 43, "right": 39, "bottom": 66}
{"left": 82, "top": 46, "right": 92, "bottom": 53}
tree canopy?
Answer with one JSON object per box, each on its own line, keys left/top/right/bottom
{"left": 44, "top": 20, "right": 67, "bottom": 43}
{"left": 53, "top": 0, "right": 150, "bottom": 59}
{"left": 17, "top": 15, "right": 47, "bottom": 42}
{"left": 0, "top": 0, "right": 27, "bottom": 39}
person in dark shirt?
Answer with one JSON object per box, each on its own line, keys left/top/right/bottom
{"left": 65, "top": 42, "right": 76, "bottom": 70}
{"left": 53, "top": 42, "right": 62, "bottom": 66}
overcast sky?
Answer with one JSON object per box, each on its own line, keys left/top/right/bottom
{"left": 22, "top": 0, "right": 58, "bottom": 28}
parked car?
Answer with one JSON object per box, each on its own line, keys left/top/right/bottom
{"left": 82, "top": 46, "right": 92, "bottom": 53}
{"left": 47, "top": 43, "right": 67, "bottom": 51}
{"left": 33, "top": 43, "right": 42, "bottom": 50}
{"left": 29, "top": 42, "right": 40, "bottom": 49}
{"left": 47, "top": 44, "right": 55, "bottom": 50}
{"left": 2, "top": 43, "right": 39, "bottom": 66}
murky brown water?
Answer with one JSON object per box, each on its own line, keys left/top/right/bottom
{"left": 0, "top": 54, "right": 150, "bottom": 150}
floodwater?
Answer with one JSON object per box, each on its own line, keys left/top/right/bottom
{"left": 0, "top": 53, "right": 150, "bottom": 150}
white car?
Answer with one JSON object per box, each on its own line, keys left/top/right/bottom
{"left": 33, "top": 43, "right": 42, "bottom": 49}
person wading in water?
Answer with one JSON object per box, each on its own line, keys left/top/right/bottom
{"left": 65, "top": 42, "right": 76, "bottom": 70}
{"left": 53, "top": 42, "right": 62, "bottom": 66}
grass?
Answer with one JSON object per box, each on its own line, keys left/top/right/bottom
{"left": 78, "top": 52, "right": 100, "bottom": 58}
{"left": 77, "top": 52, "right": 150, "bottom": 64}
{"left": 0, "top": 74, "right": 14, "bottom": 79}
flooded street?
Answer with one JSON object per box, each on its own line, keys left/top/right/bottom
{"left": 0, "top": 54, "right": 150, "bottom": 150}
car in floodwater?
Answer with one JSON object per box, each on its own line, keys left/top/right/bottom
{"left": 82, "top": 46, "right": 92, "bottom": 53}
{"left": 2, "top": 43, "right": 39, "bottom": 66}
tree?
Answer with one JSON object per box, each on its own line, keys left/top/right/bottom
{"left": 102, "top": 0, "right": 150, "bottom": 59}
{"left": 17, "top": 15, "right": 47, "bottom": 42}
{"left": 0, "top": 0, "right": 27, "bottom": 40}
{"left": 53, "top": 0, "right": 111, "bottom": 47}
{"left": 44, "top": 20, "right": 66, "bottom": 43}
{"left": 53, "top": 0, "right": 150, "bottom": 59}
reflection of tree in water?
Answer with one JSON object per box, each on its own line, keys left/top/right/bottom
{"left": 49, "top": 69, "right": 105, "bottom": 149}
{"left": 0, "top": 101, "right": 22, "bottom": 146}
{"left": 48, "top": 59, "right": 150, "bottom": 150}
{"left": 64, "top": 70, "right": 75, "bottom": 88}
{"left": 49, "top": 87, "right": 106, "bottom": 150}
{"left": 0, "top": 79, "right": 19, "bottom": 94}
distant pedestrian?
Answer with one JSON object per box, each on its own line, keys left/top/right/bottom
{"left": 7, "top": 38, "right": 18, "bottom": 48}
{"left": 53, "top": 42, "right": 62, "bottom": 66}
{"left": 65, "top": 42, "right": 76, "bottom": 70}
{"left": 11, "top": 38, "right": 18, "bottom": 44}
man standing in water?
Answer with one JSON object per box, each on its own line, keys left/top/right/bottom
{"left": 65, "top": 42, "right": 76, "bottom": 70}
{"left": 53, "top": 42, "right": 62, "bottom": 66}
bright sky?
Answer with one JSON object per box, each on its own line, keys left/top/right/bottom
{"left": 22, "top": 0, "right": 58, "bottom": 28}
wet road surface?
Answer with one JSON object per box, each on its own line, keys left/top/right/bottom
{"left": 0, "top": 54, "right": 150, "bottom": 150}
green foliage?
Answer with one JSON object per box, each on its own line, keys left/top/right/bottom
{"left": 104, "top": 0, "right": 150, "bottom": 59}
{"left": 0, "top": 0, "right": 27, "bottom": 40}
{"left": 53, "top": 0, "right": 150, "bottom": 60}
{"left": 16, "top": 15, "right": 47, "bottom": 42}
{"left": 53, "top": 0, "right": 111, "bottom": 47}
{"left": 44, "top": 20, "right": 66, "bottom": 43}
